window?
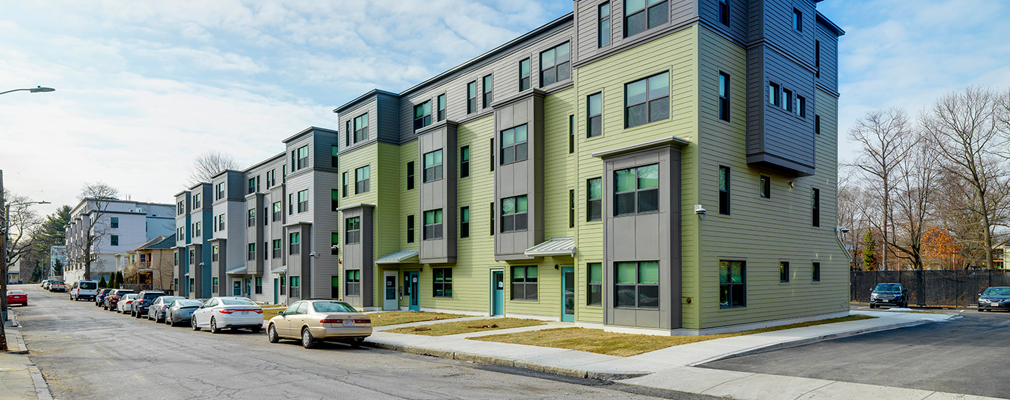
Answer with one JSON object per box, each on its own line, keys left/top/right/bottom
{"left": 353, "top": 114, "right": 369, "bottom": 143}
{"left": 216, "top": 183, "right": 225, "bottom": 200}
{"left": 719, "top": 166, "right": 730, "bottom": 215}
{"left": 331, "top": 146, "right": 338, "bottom": 169}
{"left": 490, "top": 202, "right": 495, "bottom": 236}
{"left": 625, "top": 72, "right": 669, "bottom": 128}
{"left": 587, "top": 177, "right": 602, "bottom": 221}
{"left": 407, "top": 161, "right": 415, "bottom": 190}
{"left": 342, "top": 172, "right": 348, "bottom": 197}
{"left": 569, "top": 190, "right": 575, "bottom": 228}
{"left": 355, "top": 166, "right": 370, "bottom": 194}
{"left": 482, "top": 74, "right": 493, "bottom": 108}
{"left": 587, "top": 92, "right": 602, "bottom": 138}
{"left": 174, "top": 252, "right": 178, "bottom": 266}
{"left": 719, "top": 72, "right": 730, "bottom": 122}
{"left": 433, "top": 268, "right": 452, "bottom": 298}
{"left": 189, "top": 249, "right": 195, "bottom": 265}
{"left": 423, "top": 150, "right": 443, "bottom": 183}
{"left": 569, "top": 115, "right": 575, "bottom": 153}
{"left": 424, "top": 209, "right": 443, "bottom": 240}
{"left": 290, "top": 276, "right": 300, "bottom": 298}
{"left": 414, "top": 101, "right": 432, "bottom": 130}
{"left": 255, "top": 277, "right": 263, "bottom": 294}
{"left": 289, "top": 232, "right": 300, "bottom": 255}
{"left": 500, "top": 124, "right": 528, "bottom": 165}
{"left": 779, "top": 261, "right": 792, "bottom": 282}
{"left": 273, "top": 239, "right": 281, "bottom": 259}
{"left": 248, "top": 209, "right": 255, "bottom": 227}
{"left": 720, "top": 260, "right": 746, "bottom": 308}
{"left": 587, "top": 263, "right": 602, "bottom": 306}
{"left": 248, "top": 243, "right": 256, "bottom": 261}
{"left": 297, "top": 189, "right": 308, "bottom": 213}
{"left": 511, "top": 266, "right": 538, "bottom": 301}
{"left": 489, "top": 138, "right": 495, "bottom": 172}
{"left": 460, "top": 207, "right": 470, "bottom": 238}
{"left": 111, "top": 235, "right": 119, "bottom": 246}
{"left": 539, "top": 42, "right": 570, "bottom": 87}
{"left": 797, "top": 95, "right": 806, "bottom": 117}
{"left": 467, "top": 81, "right": 477, "bottom": 114}
{"left": 460, "top": 146, "right": 470, "bottom": 178}
{"left": 615, "top": 261, "right": 659, "bottom": 308}
{"left": 407, "top": 215, "right": 415, "bottom": 243}
{"left": 194, "top": 222, "right": 201, "bottom": 237}
{"left": 248, "top": 177, "right": 256, "bottom": 194}
{"left": 783, "top": 88, "right": 793, "bottom": 112}
{"left": 193, "top": 194, "right": 201, "bottom": 209}
{"left": 769, "top": 82, "right": 780, "bottom": 107}
{"left": 500, "top": 195, "right": 528, "bottom": 232}
{"left": 297, "top": 145, "right": 308, "bottom": 169}
{"left": 437, "top": 94, "right": 446, "bottom": 121}
{"left": 625, "top": 0, "right": 667, "bottom": 37}
{"left": 330, "top": 233, "right": 339, "bottom": 255}
{"left": 212, "top": 277, "right": 219, "bottom": 294}
{"left": 519, "top": 59, "right": 531, "bottom": 91}
{"left": 614, "top": 164, "right": 659, "bottom": 216}
{"left": 291, "top": 150, "right": 296, "bottom": 172}
{"left": 812, "top": 188, "right": 820, "bottom": 227}
{"left": 598, "top": 2, "right": 611, "bottom": 47}
{"left": 177, "top": 201, "right": 184, "bottom": 215}
{"left": 279, "top": 276, "right": 286, "bottom": 295}
{"left": 793, "top": 8, "right": 802, "bottom": 32}
{"left": 815, "top": 115, "right": 821, "bottom": 135}
{"left": 110, "top": 217, "right": 119, "bottom": 229}
{"left": 719, "top": 0, "right": 730, "bottom": 26}
{"left": 760, "top": 175, "right": 771, "bottom": 199}
{"left": 282, "top": 165, "right": 286, "bottom": 180}
{"left": 345, "top": 270, "right": 360, "bottom": 296}
{"left": 345, "top": 217, "right": 361, "bottom": 244}
{"left": 345, "top": 120, "right": 351, "bottom": 147}
{"left": 815, "top": 40, "right": 821, "bottom": 78}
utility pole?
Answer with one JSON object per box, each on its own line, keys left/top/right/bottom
{"left": 1, "top": 169, "right": 9, "bottom": 351}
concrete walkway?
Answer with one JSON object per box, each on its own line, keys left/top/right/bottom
{"left": 364, "top": 310, "right": 1006, "bottom": 400}
{"left": 0, "top": 315, "right": 52, "bottom": 400}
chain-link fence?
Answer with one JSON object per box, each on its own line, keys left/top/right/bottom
{"left": 851, "top": 270, "right": 1010, "bottom": 307}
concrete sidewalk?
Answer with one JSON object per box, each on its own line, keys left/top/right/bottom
{"left": 0, "top": 315, "right": 52, "bottom": 400}
{"left": 365, "top": 310, "right": 1006, "bottom": 400}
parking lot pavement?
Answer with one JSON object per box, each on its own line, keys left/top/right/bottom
{"left": 700, "top": 310, "right": 1010, "bottom": 399}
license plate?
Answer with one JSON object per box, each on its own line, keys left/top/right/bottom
{"left": 241, "top": 311, "right": 249, "bottom": 315}
{"left": 342, "top": 320, "right": 355, "bottom": 327}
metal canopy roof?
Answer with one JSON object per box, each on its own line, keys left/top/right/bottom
{"left": 524, "top": 237, "right": 576, "bottom": 257}
{"left": 271, "top": 265, "right": 287, "bottom": 275}
{"left": 226, "top": 266, "right": 247, "bottom": 275}
{"left": 375, "top": 249, "right": 420, "bottom": 264}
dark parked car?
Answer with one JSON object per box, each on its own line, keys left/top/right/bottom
{"left": 131, "top": 290, "right": 167, "bottom": 318}
{"left": 978, "top": 287, "right": 1010, "bottom": 312}
{"left": 104, "top": 289, "right": 135, "bottom": 311}
{"left": 96, "top": 289, "right": 110, "bottom": 306}
{"left": 147, "top": 296, "right": 184, "bottom": 322}
{"left": 165, "top": 299, "right": 204, "bottom": 326}
{"left": 869, "top": 283, "right": 907, "bottom": 308}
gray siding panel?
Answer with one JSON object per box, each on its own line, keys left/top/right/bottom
{"left": 700, "top": 0, "right": 748, "bottom": 42}
{"left": 814, "top": 22, "right": 839, "bottom": 93}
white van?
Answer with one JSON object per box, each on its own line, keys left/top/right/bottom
{"left": 70, "top": 280, "right": 99, "bottom": 301}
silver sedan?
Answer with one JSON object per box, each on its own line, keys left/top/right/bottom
{"left": 164, "top": 299, "right": 204, "bottom": 327}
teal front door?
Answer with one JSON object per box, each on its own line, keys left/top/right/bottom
{"left": 561, "top": 267, "right": 575, "bottom": 322}
{"left": 491, "top": 270, "right": 504, "bottom": 316}
{"left": 406, "top": 271, "right": 419, "bottom": 311}
{"left": 273, "top": 279, "right": 279, "bottom": 304}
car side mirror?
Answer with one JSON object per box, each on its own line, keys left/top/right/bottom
{"left": 278, "top": 311, "right": 285, "bottom": 317}
{"left": 978, "top": 293, "right": 982, "bottom": 296}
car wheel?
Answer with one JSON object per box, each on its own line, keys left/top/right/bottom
{"left": 869, "top": 304, "right": 875, "bottom": 309}
{"left": 267, "top": 325, "right": 279, "bottom": 343}
{"left": 167, "top": 315, "right": 174, "bottom": 326}
{"left": 301, "top": 328, "right": 317, "bottom": 349}
{"left": 191, "top": 317, "right": 201, "bottom": 331}
{"left": 210, "top": 318, "right": 220, "bottom": 334}
{"left": 136, "top": 311, "right": 142, "bottom": 319}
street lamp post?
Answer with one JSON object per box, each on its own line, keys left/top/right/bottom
{"left": 0, "top": 86, "right": 56, "bottom": 96}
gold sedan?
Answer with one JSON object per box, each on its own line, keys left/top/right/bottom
{"left": 267, "top": 300, "right": 372, "bottom": 349}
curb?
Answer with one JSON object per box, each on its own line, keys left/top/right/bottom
{"left": 362, "top": 340, "right": 649, "bottom": 381}
{"left": 687, "top": 316, "right": 951, "bottom": 366}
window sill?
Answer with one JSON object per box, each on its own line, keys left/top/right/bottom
{"left": 586, "top": 303, "right": 602, "bottom": 307}
{"left": 509, "top": 299, "right": 539, "bottom": 303}
{"left": 614, "top": 210, "right": 660, "bottom": 218}
{"left": 501, "top": 229, "right": 529, "bottom": 234}
{"left": 432, "top": 296, "right": 452, "bottom": 299}
{"left": 719, "top": 305, "right": 746, "bottom": 309}
{"left": 614, "top": 306, "right": 659, "bottom": 310}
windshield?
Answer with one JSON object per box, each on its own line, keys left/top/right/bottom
{"left": 312, "top": 302, "right": 358, "bottom": 313}
{"left": 220, "top": 298, "right": 255, "bottom": 306}
{"left": 983, "top": 287, "right": 1010, "bottom": 296}
{"left": 874, "top": 284, "right": 902, "bottom": 292}
{"left": 8, "top": 291, "right": 25, "bottom": 295}
{"left": 175, "top": 300, "right": 203, "bottom": 307}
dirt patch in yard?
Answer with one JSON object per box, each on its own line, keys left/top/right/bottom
{"left": 387, "top": 318, "right": 546, "bottom": 336}
{"left": 369, "top": 311, "right": 470, "bottom": 327}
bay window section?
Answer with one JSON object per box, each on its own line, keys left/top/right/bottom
{"left": 423, "top": 209, "right": 443, "bottom": 240}
{"left": 500, "top": 124, "right": 528, "bottom": 165}
{"left": 615, "top": 261, "right": 659, "bottom": 308}
{"left": 501, "top": 195, "right": 528, "bottom": 232}
{"left": 614, "top": 164, "right": 659, "bottom": 216}
{"left": 423, "top": 149, "right": 443, "bottom": 183}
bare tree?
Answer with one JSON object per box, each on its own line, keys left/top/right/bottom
{"left": 922, "top": 87, "right": 1010, "bottom": 269}
{"left": 68, "top": 182, "right": 120, "bottom": 280}
{"left": 837, "top": 164, "right": 869, "bottom": 269}
{"left": 2, "top": 190, "right": 43, "bottom": 269}
{"left": 188, "top": 151, "right": 240, "bottom": 186}
{"left": 889, "top": 133, "right": 940, "bottom": 270}
{"left": 849, "top": 108, "right": 915, "bottom": 270}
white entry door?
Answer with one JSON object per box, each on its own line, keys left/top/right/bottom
{"left": 382, "top": 271, "right": 398, "bottom": 311}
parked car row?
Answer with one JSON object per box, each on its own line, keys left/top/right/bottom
{"left": 868, "top": 282, "right": 1010, "bottom": 312}
{"left": 70, "top": 285, "right": 374, "bottom": 349}
{"left": 40, "top": 279, "right": 65, "bottom": 292}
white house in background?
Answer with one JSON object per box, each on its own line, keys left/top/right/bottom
{"left": 64, "top": 198, "right": 175, "bottom": 284}
{"left": 50, "top": 245, "right": 66, "bottom": 280}
{"left": 6, "top": 259, "right": 20, "bottom": 284}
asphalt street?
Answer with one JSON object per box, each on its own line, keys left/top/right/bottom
{"left": 702, "top": 309, "right": 1010, "bottom": 398}
{"left": 10, "top": 285, "right": 720, "bottom": 400}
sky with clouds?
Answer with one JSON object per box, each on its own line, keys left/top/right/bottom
{"left": 1, "top": 0, "right": 1007, "bottom": 218}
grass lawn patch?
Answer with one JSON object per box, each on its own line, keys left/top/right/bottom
{"left": 261, "top": 306, "right": 286, "bottom": 321}
{"left": 387, "top": 318, "right": 546, "bottom": 336}
{"left": 469, "top": 314, "right": 877, "bottom": 357}
{"left": 369, "top": 311, "right": 470, "bottom": 327}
